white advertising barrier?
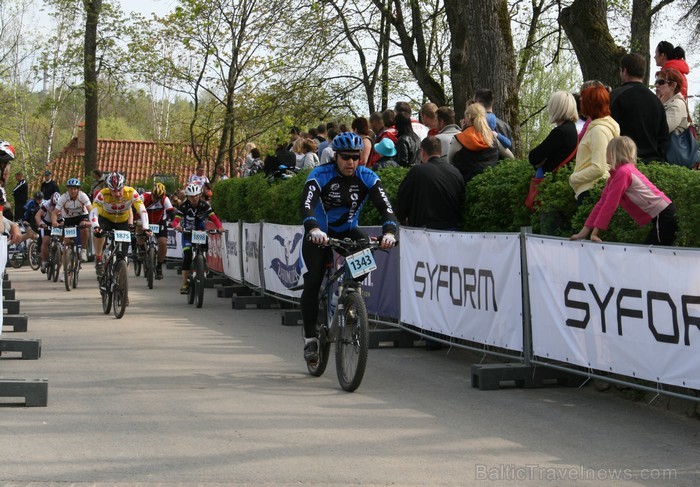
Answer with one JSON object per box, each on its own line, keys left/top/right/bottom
{"left": 527, "top": 236, "right": 700, "bottom": 390}
{"left": 262, "top": 223, "right": 305, "bottom": 298}
{"left": 166, "top": 227, "right": 183, "bottom": 259}
{"left": 222, "top": 222, "right": 242, "bottom": 282}
{"left": 0, "top": 235, "right": 6, "bottom": 336}
{"left": 400, "top": 229, "right": 523, "bottom": 351}
{"left": 242, "top": 222, "right": 262, "bottom": 288}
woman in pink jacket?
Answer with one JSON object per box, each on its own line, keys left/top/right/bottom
{"left": 570, "top": 136, "right": 677, "bottom": 246}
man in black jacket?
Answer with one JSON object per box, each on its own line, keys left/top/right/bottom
{"left": 395, "top": 136, "right": 465, "bottom": 231}
{"left": 40, "top": 170, "right": 59, "bottom": 200}
{"left": 610, "top": 53, "right": 668, "bottom": 162}
{"left": 11, "top": 171, "right": 27, "bottom": 222}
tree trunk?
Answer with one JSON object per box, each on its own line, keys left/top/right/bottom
{"left": 631, "top": 0, "right": 652, "bottom": 85}
{"left": 83, "top": 0, "right": 102, "bottom": 177}
{"left": 559, "top": 0, "right": 626, "bottom": 89}
{"left": 444, "top": 0, "right": 519, "bottom": 152}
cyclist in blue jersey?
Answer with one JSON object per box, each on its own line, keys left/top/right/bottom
{"left": 300, "top": 132, "right": 398, "bottom": 367}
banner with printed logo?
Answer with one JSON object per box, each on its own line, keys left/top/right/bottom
{"left": 205, "top": 221, "right": 223, "bottom": 273}
{"left": 242, "top": 222, "right": 262, "bottom": 288}
{"left": 222, "top": 222, "right": 242, "bottom": 282}
{"left": 262, "top": 223, "right": 305, "bottom": 298}
{"left": 527, "top": 237, "right": 700, "bottom": 390}
{"left": 166, "top": 227, "right": 183, "bottom": 259}
{"left": 362, "top": 226, "right": 400, "bottom": 320}
{"left": 400, "top": 229, "right": 523, "bottom": 351}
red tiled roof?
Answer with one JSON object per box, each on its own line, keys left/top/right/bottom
{"left": 47, "top": 135, "right": 208, "bottom": 189}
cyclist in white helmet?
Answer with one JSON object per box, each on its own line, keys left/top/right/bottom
{"left": 52, "top": 178, "right": 92, "bottom": 262}
{"left": 171, "top": 183, "right": 223, "bottom": 294}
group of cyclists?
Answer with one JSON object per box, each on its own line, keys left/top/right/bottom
{"left": 19, "top": 169, "right": 225, "bottom": 297}
{"left": 9, "top": 131, "right": 399, "bottom": 375}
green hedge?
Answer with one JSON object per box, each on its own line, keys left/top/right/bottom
{"left": 211, "top": 161, "right": 700, "bottom": 247}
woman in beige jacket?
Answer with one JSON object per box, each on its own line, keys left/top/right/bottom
{"left": 570, "top": 86, "right": 620, "bottom": 205}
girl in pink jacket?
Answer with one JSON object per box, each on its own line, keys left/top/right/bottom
{"left": 570, "top": 136, "right": 677, "bottom": 245}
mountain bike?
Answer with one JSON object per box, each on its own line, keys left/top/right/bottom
{"left": 183, "top": 229, "right": 217, "bottom": 308}
{"left": 62, "top": 224, "right": 87, "bottom": 291}
{"left": 142, "top": 224, "right": 160, "bottom": 289}
{"left": 306, "top": 237, "right": 385, "bottom": 392}
{"left": 46, "top": 226, "right": 63, "bottom": 282}
{"left": 7, "top": 223, "right": 28, "bottom": 268}
{"left": 98, "top": 229, "right": 131, "bottom": 319}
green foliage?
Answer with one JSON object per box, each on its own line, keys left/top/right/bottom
{"left": 463, "top": 159, "right": 533, "bottom": 232}
{"left": 360, "top": 166, "right": 409, "bottom": 227}
{"left": 212, "top": 159, "right": 700, "bottom": 248}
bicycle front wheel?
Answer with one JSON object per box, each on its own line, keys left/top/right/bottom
{"left": 73, "top": 249, "right": 80, "bottom": 289}
{"left": 335, "top": 291, "right": 369, "bottom": 392}
{"left": 113, "top": 259, "right": 128, "bottom": 319}
{"left": 28, "top": 240, "right": 40, "bottom": 270}
{"left": 194, "top": 254, "right": 205, "bottom": 308}
{"left": 8, "top": 244, "right": 25, "bottom": 268}
{"left": 63, "top": 246, "right": 73, "bottom": 291}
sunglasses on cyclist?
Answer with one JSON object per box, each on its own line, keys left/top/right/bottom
{"left": 337, "top": 152, "right": 361, "bottom": 161}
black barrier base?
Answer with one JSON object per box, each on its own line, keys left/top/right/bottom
{"left": 471, "top": 363, "right": 587, "bottom": 390}
{"left": 232, "top": 295, "right": 290, "bottom": 310}
{"left": 0, "top": 338, "right": 41, "bottom": 359}
{"left": 3, "top": 314, "right": 28, "bottom": 333}
{"left": 3, "top": 280, "right": 11, "bottom": 289}
{"left": 3, "top": 299, "right": 20, "bottom": 314}
{"left": 204, "top": 277, "right": 231, "bottom": 288}
{"left": 281, "top": 311, "right": 302, "bottom": 326}
{"left": 0, "top": 379, "right": 48, "bottom": 407}
{"left": 3, "top": 288, "right": 15, "bottom": 300}
{"left": 369, "top": 328, "right": 418, "bottom": 349}
{"left": 217, "top": 285, "right": 254, "bottom": 298}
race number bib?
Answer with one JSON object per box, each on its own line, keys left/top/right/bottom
{"left": 191, "top": 230, "right": 207, "bottom": 245}
{"left": 50, "top": 227, "right": 63, "bottom": 236}
{"left": 149, "top": 224, "right": 161, "bottom": 234}
{"left": 346, "top": 248, "right": 377, "bottom": 278}
{"left": 114, "top": 230, "right": 132, "bottom": 242}
{"left": 63, "top": 227, "right": 78, "bottom": 238}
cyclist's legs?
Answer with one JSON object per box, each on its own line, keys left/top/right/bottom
{"left": 300, "top": 241, "right": 332, "bottom": 339}
{"left": 181, "top": 234, "right": 193, "bottom": 286}
{"left": 40, "top": 226, "right": 50, "bottom": 262}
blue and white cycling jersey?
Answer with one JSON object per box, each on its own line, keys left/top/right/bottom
{"left": 301, "top": 162, "right": 397, "bottom": 235}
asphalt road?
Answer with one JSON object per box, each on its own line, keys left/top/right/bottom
{"left": 1, "top": 263, "right": 699, "bottom": 486}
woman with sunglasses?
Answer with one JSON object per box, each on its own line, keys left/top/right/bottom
{"left": 299, "top": 132, "right": 398, "bottom": 367}
{"left": 654, "top": 68, "right": 688, "bottom": 135}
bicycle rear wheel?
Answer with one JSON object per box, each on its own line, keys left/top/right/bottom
{"left": 28, "top": 240, "right": 40, "bottom": 270}
{"left": 307, "top": 301, "right": 331, "bottom": 377}
{"left": 63, "top": 246, "right": 73, "bottom": 291}
{"left": 133, "top": 255, "right": 142, "bottom": 277}
{"left": 335, "top": 291, "right": 369, "bottom": 392}
{"left": 194, "top": 254, "right": 205, "bottom": 308}
{"left": 145, "top": 246, "right": 155, "bottom": 289}
{"left": 113, "top": 259, "right": 128, "bottom": 319}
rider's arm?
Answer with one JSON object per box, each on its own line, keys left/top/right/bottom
{"left": 207, "top": 212, "right": 223, "bottom": 230}
{"left": 89, "top": 192, "right": 103, "bottom": 228}
{"left": 367, "top": 178, "right": 399, "bottom": 236}
{"left": 132, "top": 192, "right": 149, "bottom": 228}
{"left": 300, "top": 178, "right": 323, "bottom": 233}
{"left": 50, "top": 207, "right": 59, "bottom": 227}
{"left": 35, "top": 208, "right": 45, "bottom": 228}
